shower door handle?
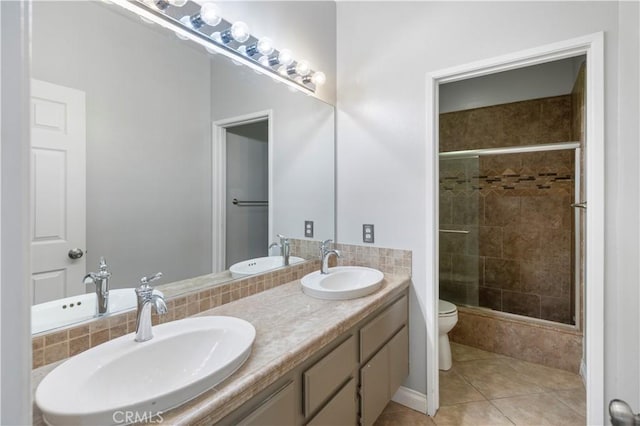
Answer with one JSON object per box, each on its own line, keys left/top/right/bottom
{"left": 571, "top": 202, "right": 587, "bottom": 209}
{"left": 439, "top": 229, "right": 470, "bottom": 234}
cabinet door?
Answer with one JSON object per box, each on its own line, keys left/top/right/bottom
{"left": 307, "top": 378, "right": 357, "bottom": 426}
{"left": 388, "top": 326, "right": 409, "bottom": 396}
{"left": 304, "top": 336, "right": 357, "bottom": 417}
{"left": 237, "top": 381, "right": 296, "bottom": 426}
{"left": 359, "top": 346, "right": 389, "bottom": 426}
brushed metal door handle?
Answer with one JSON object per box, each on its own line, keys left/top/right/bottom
{"left": 68, "top": 248, "right": 84, "bottom": 259}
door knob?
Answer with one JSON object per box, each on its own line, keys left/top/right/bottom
{"left": 68, "top": 248, "right": 84, "bottom": 259}
{"left": 610, "top": 399, "right": 640, "bottom": 425}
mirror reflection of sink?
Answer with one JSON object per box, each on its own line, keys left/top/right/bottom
{"left": 31, "top": 288, "right": 163, "bottom": 334}
{"left": 301, "top": 266, "right": 384, "bottom": 300}
{"left": 229, "top": 256, "right": 305, "bottom": 279}
{"left": 35, "top": 316, "right": 256, "bottom": 426}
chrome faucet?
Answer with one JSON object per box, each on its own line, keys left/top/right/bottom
{"left": 134, "top": 272, "right": 167, "bottom": 343}
{"left": 268, "top": 234, "right": 291, "bottom": 266}
{"left": 83, "top": 257, "right": 111, "bottom": 316}
{"left": 320, "top": 239, "right": 341, "bottom": 274}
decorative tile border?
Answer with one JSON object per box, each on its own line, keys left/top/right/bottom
{"left": 32, "top": 241, "right": 412, "bottom": 369}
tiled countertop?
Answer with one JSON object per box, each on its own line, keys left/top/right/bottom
{"left": 32, "top": 273, "right": 410, "bottom": 425}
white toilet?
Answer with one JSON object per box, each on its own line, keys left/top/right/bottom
{"left": 438, "top": 299, "right": 458, "bottom": 371}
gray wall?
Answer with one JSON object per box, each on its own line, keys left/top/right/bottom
{"left": 1, "top": 2, "right": 32, "bottom": 423}
{"left": 336, "top": 1, "right": 640, "bottom": 418}
{"left": 225, "top": 122, "right": 269, "bottom": 267}
{"left": 211, "top": 56, "right": 335, "bottom": 243}
{"left": 439, "top": 57, "right": 584, "bottom": 113}
{"left": 31, "top": 2, "right": 213, "bottom": 287}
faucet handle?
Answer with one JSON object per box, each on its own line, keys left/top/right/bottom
{"left": 320, "top": 239, "right": 333, "bottom": 250}
{"left": 140, "top": 272, "right": 163, "bottom": 287}
{"left": 97, "top": 257, "right": 111, "bottom": 278}
{"left": 277, "top": 233, "right": 288, "bottom": 242}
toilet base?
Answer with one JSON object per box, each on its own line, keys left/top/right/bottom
{"left": 439, "top": 333, "right": 452, "bottom": 371}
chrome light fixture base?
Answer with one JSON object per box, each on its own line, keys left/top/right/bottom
{"left": 110, "top": 0, "right": 324, "bottom": 95}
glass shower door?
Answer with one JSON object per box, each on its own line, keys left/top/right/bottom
{"left": 439, "top": 156, "right": 481, "bottom": 307}
{"left": 439, "top": 143, "right": 579, "bottom": 325}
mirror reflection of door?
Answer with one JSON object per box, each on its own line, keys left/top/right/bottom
{"left": 30, "top": 79, "right": 87, "bottom": 304}
{"left": 225, "top": 121, "right": 269, "bottom": 269}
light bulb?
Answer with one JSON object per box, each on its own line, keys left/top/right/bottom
{"left": 200, "top": 3, "right": 221, "bottom": 26}
{"left": 230, "top": 21, "right": 250, "bottom": 43}
{"left": 311, "top": 71, "right": 326, "bottom": 86}
{"left": 295, "top": 60, "right": 311, "bottom": 76}
{"left": 211, "top": 32, "right": 223, "bottom": 43}
{"left": 168, "top": 0, "right": 188, "bottom": 6}
{"left": 179, "top": 15, "right": 193, "bottom": 28}
{"left": 257, "top": 37, "right": 274, "bottom": 55}
{"left": 277, "top": 65, "right": 288, "bottom": 76}
{"left": 258, "top": 55, "right": 270, "bottom": 67}
{"left": 175, "top": 19, "right": 190, "bottom": 39}
{"left": 278, "top": 49, "right": 294, "bottom": 66}
{"left": 237, "top": 45, "right": 248, "bottom": 55}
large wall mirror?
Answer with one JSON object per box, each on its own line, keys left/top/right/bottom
{"left": 30, "top": 1, "right": 335, "bottom": 334}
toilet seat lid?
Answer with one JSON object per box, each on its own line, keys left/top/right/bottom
{"left": 439, "top": 300, "right": 457, "bottom": 315}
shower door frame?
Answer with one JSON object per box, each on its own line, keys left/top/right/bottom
{"left": 439, "top": 142, "right": 582, "bottom": 325}
{"left": 425, "top": 33, "right": 604, "bottom": 423}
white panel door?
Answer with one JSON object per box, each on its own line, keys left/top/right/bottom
{"left": 31, "top": 79, "right": 86, "bottom": 304}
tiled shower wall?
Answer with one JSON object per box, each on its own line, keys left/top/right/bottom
{"left": 439, "top": 95, "right": 578, "bottom": 325}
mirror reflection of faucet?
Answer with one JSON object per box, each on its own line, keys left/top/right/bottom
{"left": 320, "top": 239, "right": 341, "bottom": 274}
{"left": 83, "top": 257, "right": 111, "bottom": 316}
{"left": 268, "top": 234, "right": 290, "bottom": 266}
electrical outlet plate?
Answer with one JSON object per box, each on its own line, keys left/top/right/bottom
{"left": 305, "top": 220, "right": 314, "bottom": 238}
{"left": 363, "top": 224, "right": 374, "bottom": 243}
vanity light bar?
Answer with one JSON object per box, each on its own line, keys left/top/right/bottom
{"left": 109, "top": 0, "right": 324, "bottom": 96}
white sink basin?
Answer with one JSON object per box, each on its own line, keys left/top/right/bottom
{"left": 229, "top": 255, "right": 305, "bottom": 278}
{"left": 301, "top": 266, "right": 384, "bottom": 300}
{"left": 32, "top": 288, "right": 163, "bottom": 335}
{"left": 35, "top": 316, "right": 255, "bottom": 425}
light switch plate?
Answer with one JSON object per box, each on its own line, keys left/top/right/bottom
{"left": 305, "top": 220, "right": 314, "bottom": 238}
{"left": 363, "top": 224, "right": 374, "bottom": 243}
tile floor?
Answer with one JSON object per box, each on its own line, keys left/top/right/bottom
{"left": 374, "top": 343, "right": 586, "bottom": 426}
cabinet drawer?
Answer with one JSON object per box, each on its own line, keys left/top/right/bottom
{"left": 304, "top": 335, "right": 357, "bottom": 417}
{"left": 237, "top": 381, "right": 296, "bottom": 426}
{"left": 360, "top": 295, "right": 407, "bottom": 362}
{"left": 306, "top": 378, "right": 357, "bottom": 426}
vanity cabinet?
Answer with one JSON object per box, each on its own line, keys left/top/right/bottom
{"left": 360, "top": 326, "right": 409, "bottom": 426}
{"left": 237, "top": 381, "right": 297, "bottom": 426}
{"left": 217, "top": 291, "right": 408, "bottom": 426}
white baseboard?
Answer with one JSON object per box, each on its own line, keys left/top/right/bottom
{"left": 392, "top": 386, "right": 428, "bottom": 414}
{"left": 580, "top": 359, "right": 586, "bottom": 386}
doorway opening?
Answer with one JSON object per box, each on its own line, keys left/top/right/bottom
{"left": 212, "top": 110, "right": 273, "bottom": 273}
{"left": 425, "top": 34, "right": 604, "bottom": 423}
{"left": 224, "top": 121, "right": 269, "bottom": 269}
